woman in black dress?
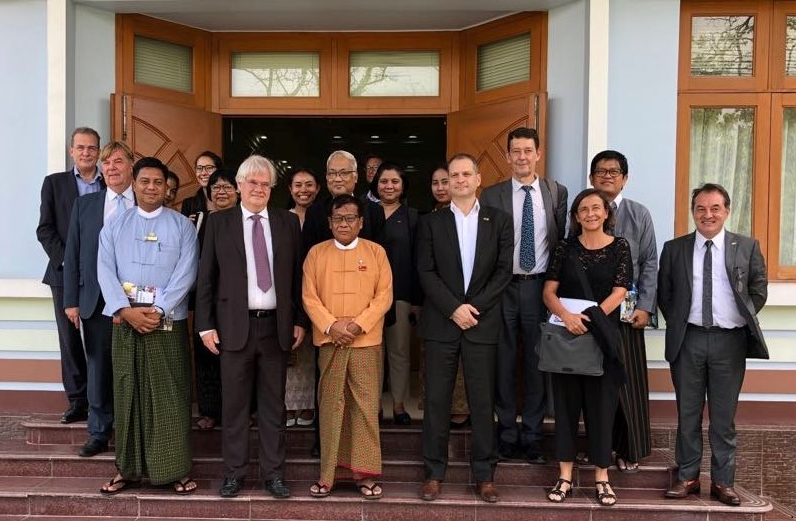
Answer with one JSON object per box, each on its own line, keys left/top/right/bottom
{"left": 542, "top": 188, "right": 631, "bottom": 506}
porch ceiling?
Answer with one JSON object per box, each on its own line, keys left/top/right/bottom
{"left": 76, "top": 0, "right": 575, "bottom": 31}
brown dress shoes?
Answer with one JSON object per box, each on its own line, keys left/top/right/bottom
{"left": 710, "top": 483, "right": 741, "bottom": 506}
{"left": 476, "top": 481, "right": 499, "bottom": 503}
{"left": 420, "top": 479, "right": 441, "bottom": 501}
{"left": 664, "top": 479, "right": 701, "bottom": 498}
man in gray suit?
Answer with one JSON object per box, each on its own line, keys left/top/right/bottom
{"left": 480, "top": 127, "right": 567, "bottom": 462}
{"left": 63, "top": 141, "right": 135, "bottom": 457}
{"left": 659, "top": 183, "right": 768, "bottom": 506}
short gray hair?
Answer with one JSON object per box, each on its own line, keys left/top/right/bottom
{"left": 236, "top": 154, "right": 277, "bottom": 186}
{"left": 326, "top": 150, "right": 357, "bottom": 172}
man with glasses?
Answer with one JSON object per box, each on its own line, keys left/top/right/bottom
{"left": 480, "top": 127, "right": 568, "bottom": 464}
{"left": 37, "top": 127, "right": 105, "bottom": 425}
{"left": 302, "top": 194, "right": 392, "bottom": 499}
{"left": 361, "top": 153, "right": 383, "bottom": 204}
{"left": 63, "top": 141, "right": 135, "bottom": 458}
{"left": 195, "top": 155, "right": 307, "bottom": 499}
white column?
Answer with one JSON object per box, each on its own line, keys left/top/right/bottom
{"left": 47, "top": 0, "right": 68, "bottom": 172}
{"left": 586, "top": 0, "right": 610, "bottom": 176}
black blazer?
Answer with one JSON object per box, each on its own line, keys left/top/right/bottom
{"left": 417, "top": 203, "right": 513, "bottom": 344}
{"left": 62, "top": 190, "right": 108, "bottom": 318}
{"left": 302, "top": 194, "right": 373, "bottom": 256}
{"left": 658, "top": 230, "right": 769, "bottom": 362}
{"left": 37, "top": 170, "right": 104, "bottom": 286}
{"left": 194, "top": 206, "right": 308, "bottom": 352}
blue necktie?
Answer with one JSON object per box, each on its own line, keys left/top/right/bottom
{"left": 702, "top": 240, "right": 713, "bottom": 327}
{"left": 520, "top": 185, "right": 536, "bottom": 272}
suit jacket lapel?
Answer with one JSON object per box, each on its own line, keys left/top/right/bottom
{"left": 441, "top": 209, "right": 464, "bottom": 282}
{"left": 499, "top": 182, "right": 513, "bottom": 216}
{"left": 472, "top": 207, "right": 492, "bottom": 278}
{"left": 540, "top": 179, "right": 555, "bottom": 233}
{"left": 724, "top": 231, "right": 738, "bottom": 283}
{"left": 684, "top": 233, "right": 695, "bottom": 296}
{"left": 232, "top": 206, "right": 246, "bottom": 261}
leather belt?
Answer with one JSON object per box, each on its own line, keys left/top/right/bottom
{"left": 686, "top": 323, "right": 743, "bottom": 332}
{"left": 249, "top": 309, "right": 276, "bottom": 318}
{"left": 512, "top": 273, "right": 546, "bottom": 281}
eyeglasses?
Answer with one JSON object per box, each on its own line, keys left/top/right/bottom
{"left": 245, "top": 180, "right": 272, "bottom": 191}
{"left": 593, "top": 168, "right": 623, "bottom": 178}
{"left": 330, "top": 214, "right": 360, "bottom": 224}
{"left": 326, "top": 170, "right": 355, "bottom": 179}
{"left": 73, "top": 145, "right": 98, "bottom": 153}
{"left": 210, "top": 184, "right": 235, "bottom": 193}
{"left": 196, "top": 165, "right": 217, "bottom": 173}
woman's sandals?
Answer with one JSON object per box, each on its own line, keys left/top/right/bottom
{"left": 547, "top": 478, "right": 572, "bottom": 503}
{"left": 595, "top": 480, "right": 617, "bottom": 506}
{"left": 309, "top": 481, "right": 332, "bottom": 498}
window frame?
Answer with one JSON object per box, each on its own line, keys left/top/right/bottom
{"left": 771, "top": 1, "right": 796, "bottom": 90}
{"left": 769, "top": 93, "right": 796, "bottom": 278}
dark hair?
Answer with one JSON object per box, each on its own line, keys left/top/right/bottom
{"left": 71, "top": 127, "right": 101, "bottom": 147}
{"left": 362, "top": 153, "right": 383, "bottom": 167}
{"left": 166, "top": 170, "right": 180, "bottom": 190}
{"left": 507, "top": 127, "right": 540, "bottom": 151}
{"left": 195, "top": 150, "right": 224, "bottom": 169}
{"left": 133, "top": 156, "right": 168, "bottom": 180}
{"left": 568, "top": 188, "right": 615, "bottom": 237}
{"left": 328, "top": 194, "right": 363, "bottom": 217}
{"left": 590, "top": 150, "right": 628, "bottom": 177}
{"left": 691, "top": 183, "right": 731, "bottom": 211}
{"left": 369, "top": 161, "right": 408, "bottom": 203}
{"left": 206, "top": 168, "right": 238, "bottom": 200}
{"left": 286, "top": 167, "right": 319, "bottom": 209}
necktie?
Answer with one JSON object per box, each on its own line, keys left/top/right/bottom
{"left": 519, "top": 185, "right": 536, "bottom": 272}
{"left": 702, "top": 240, "right": 713, "bottom": 327}
{"left": 250, "top": 215, "right": 273, "bottom": 293}
{"left": 607, "top": 201, "right": 617, "bottom": 235}
{"left": 113, "top": 193, "right": 125, "bottom": 221}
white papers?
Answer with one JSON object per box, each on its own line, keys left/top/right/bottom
{"left": 548, "top": 298, "right": 598, "bottom": 327}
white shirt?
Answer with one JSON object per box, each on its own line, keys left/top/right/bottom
{"left": 612, "top": 193, "right": 624, "bottom": 210}
{"left": 688, "top": 228, "right": 746, "bottom": 328}
{"left": 241, "top": 205, "right": 277, "bottom": 310}
{"left": 103, "top": 186, "right": 135, "bottom": 224}
{"left": 450, "top": 199, "right": 480, "bottom": 292}
{"left": 511, "top": 177, "right": 548, "bottom": 274}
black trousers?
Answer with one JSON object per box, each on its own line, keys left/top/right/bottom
{"left": 220, "top": 315, "right": 288, "bottom": 481}
{"left": 495, "top": 278, "right": 547, "bottom": 448}
{"left": 671, "top": 325, "right": 746, "bottom": 486}
{"left": 423, "top": 338, "right": 497, "bottom": 483}
{"left": 82, "top": 298, "right": 113, "bottom": 442}
{"left": 50, "top": 285, "right": 87, "bottom": 406}
{"left": 551, "top": 372, "right": 618, "bottom": 469}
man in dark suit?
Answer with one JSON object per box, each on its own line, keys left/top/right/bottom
{"left": 480, "top": 127, "right": 568, "bottom": 462}
{"left": 659, "top": 183, "right": 768, "bottom": 506}
{"left": 417, "top": 153, "right": 513, "bottom": 503}
{"left": 63, "top": 141, "right": 135, "bottom": 457}
{"left": 36, "top": 127, "right": 104, "bottom": 424}
{"left": 195, "top": 154, "right": 307, "bottom": 499}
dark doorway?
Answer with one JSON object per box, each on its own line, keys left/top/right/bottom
{"left": 223, "top": 117, "right": 447, "bottom": 212}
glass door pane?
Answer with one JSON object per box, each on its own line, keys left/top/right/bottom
{"left": 779, "top": 107, "right": 796, "bottom": 265}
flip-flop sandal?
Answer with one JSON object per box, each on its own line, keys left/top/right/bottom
{"left": 309, "top": 481, "right": 331, "bottom": 498}
{"left": 615, "top": 455, "right": 639, "bottom": 474}
{"left": 100, "top": 475, "right": 141, "bottom": 495}
{"left": 172, "top": 477, "right": 198, "bottom": 495}
{"left": 357, "top": 482, "right": 383, "bottom": 500}
{"left": 196, "top": 416, "right": 216, "bottom": 430}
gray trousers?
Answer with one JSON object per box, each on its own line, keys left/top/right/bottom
{"left": 670, "top": 325, "right": 747, "bottom": 486}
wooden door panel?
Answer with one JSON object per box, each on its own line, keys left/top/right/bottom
{"left": 111, "top": 94, "right": 222, "bottom": 206}
{"left": 446, "top": 93, "right": 546, "bottom": 190}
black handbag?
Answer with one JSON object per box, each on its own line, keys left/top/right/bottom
{"left": 536, "top": 247, "right": 604, "bottom": 376}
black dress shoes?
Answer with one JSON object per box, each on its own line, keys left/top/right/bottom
{"left": 219, "top": 477, "right": 245, "bottom": 498}
{"left": 525, "top": 449, "right": 548, "bottom": 465}
{"left": 78, "top": 439, "right": 108, "bottom": 457}
{"left": 60, "top": 403, "right": 88, "bottom": 424}
{"left": 498, "top": 442, "right": 521, "bottom": 460}
{"left": 264, "top": 477, "right": 291, "bottom": 498}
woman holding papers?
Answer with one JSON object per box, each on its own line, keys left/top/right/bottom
{"left": 541, "top": 188, "right": 631, "bottom": 506}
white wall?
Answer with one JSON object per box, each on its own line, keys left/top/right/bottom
{"left": 0, "top": 0, "right": 49, "bottom": 279}
{"left": 0, "top": 0, "right": 115, "bottom": 280}
{"left": 546, "top": 0, "right": 589, "bottom": 195}
{"left": 607, "top": 0, "right": 680, "bottom": 248}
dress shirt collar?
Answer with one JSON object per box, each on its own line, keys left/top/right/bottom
{"left": 511, "top": 176, "right": 540, "bottom": 193}
{"left": 73, "top": 166, "right": 102, "bottom": 184}
{"left": 106, "top": 185, "right": 134, "bottom": 203}
{"left": 612, "top": 193, "right": 624, "bottom": 209}
{"left": 334, "top": 237, "right": 359, "bottom": 250}
{"left": 137, "top": 205, "right": 163, "bottom": 219}
{"left": 695, "top": 228, "right": 725, "bottom": 252}
{"left": 241, "top": 204, "right": 269, "bottom": 221}
{"left": 450, "top": 198, "right": 480, "bottom": 217}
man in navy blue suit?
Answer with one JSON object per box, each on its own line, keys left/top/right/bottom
{"left": 63, "top": 141, "right": 135, "bottom": 457}
{"left": 37, "top": 127, "right": 104, "bottom": 424}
